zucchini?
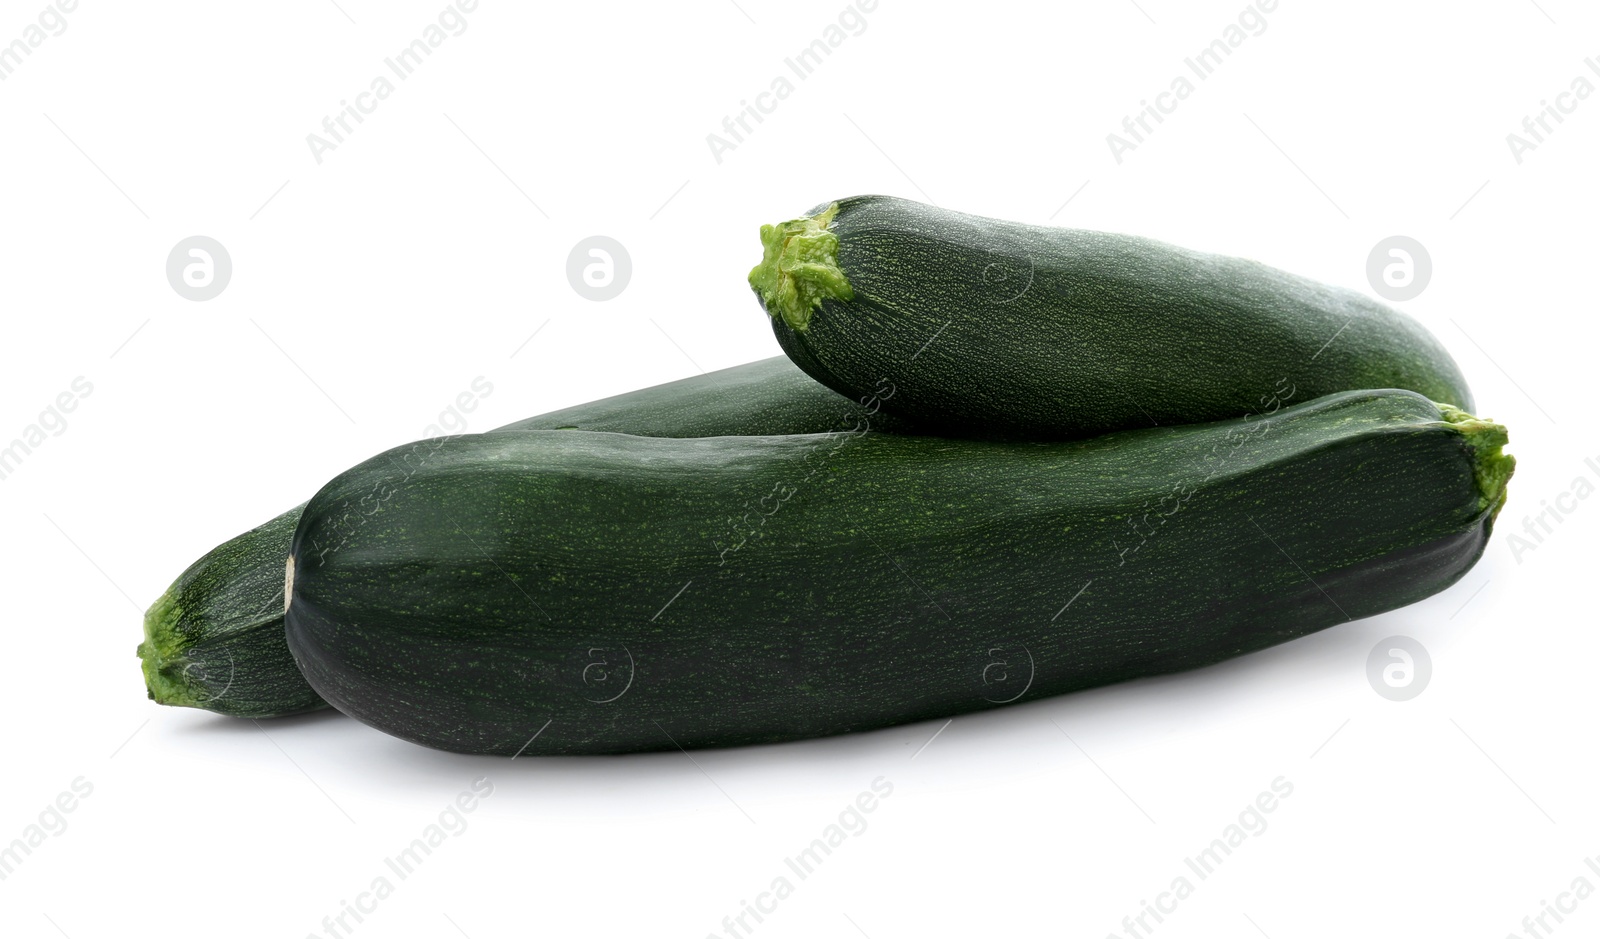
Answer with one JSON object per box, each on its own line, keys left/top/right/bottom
{"left": 749, "top": 195, "right": 1475, "bottom": 438}
{"left": 138, "top": 356, "right": 906, "bottom": 718}
{"left": 284, "top": 390, "right": 1512, "bottom": 755}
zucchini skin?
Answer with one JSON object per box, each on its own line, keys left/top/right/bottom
{"left": 139, "top": 357, "right": 902, "bottom": 718}
{"left": 285, "top": 390, "right": 1511, "bottom": 755}
{"left": 140, "top": 508, "right": 325, "bottom": 717}
{"left": 754, "top": 195, "right": 1475, "bottom": 439}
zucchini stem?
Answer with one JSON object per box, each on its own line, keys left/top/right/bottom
{"left": 137, "top": 586, "right": 210, "bottom": 710}
{"left": 748, "top": 202, "right": 853, "bottom": 331}
{"left": 1438, "top": 403, "right": 1516, "bottom": 521}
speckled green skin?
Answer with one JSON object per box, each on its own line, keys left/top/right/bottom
{"left": 511, "top": 354, "right": 912, "bottom": 438}
{"left": 140, "top": 357, "right": 906, "bottom": 718}
{"left": 756, "top": 195, "right": 1476, "bottom": 440}
{"left": 140, "top": 508, "right": 321, "bottom": 717}
{"left": 285, "top": 390, "right": 1511, "bottom": 756}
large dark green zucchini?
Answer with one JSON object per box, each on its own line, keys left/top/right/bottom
{"left": 284, "top": 390, "right": 1512, "bottom": 755}
{"left": 138, "top": 356, "right": 907, "bottom": 718}
{"left": 750, "top": 195, "right": 1475, "bottom": 438}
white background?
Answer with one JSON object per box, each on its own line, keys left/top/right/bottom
{"left": 1, "top": 1, "right": 1595, "bottom": 936}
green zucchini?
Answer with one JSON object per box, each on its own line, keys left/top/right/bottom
{"left": 138, "top": 356, "right": 907, "bottom": 718}
{"left": 284, "top": 390, "right": 1512, "bottom": 755}
{"left": 749, "top": 195, "right": 1475, "bottom": 438}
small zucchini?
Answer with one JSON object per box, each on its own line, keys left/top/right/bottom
{"left": 284, "top": 390, "right": 1512, "bottom": 755}
{"left": 750, "top": 195, "right": 1475, "bottom": 438}
{"left": 138, "top": 356, "right": 904, "bottom": 718}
